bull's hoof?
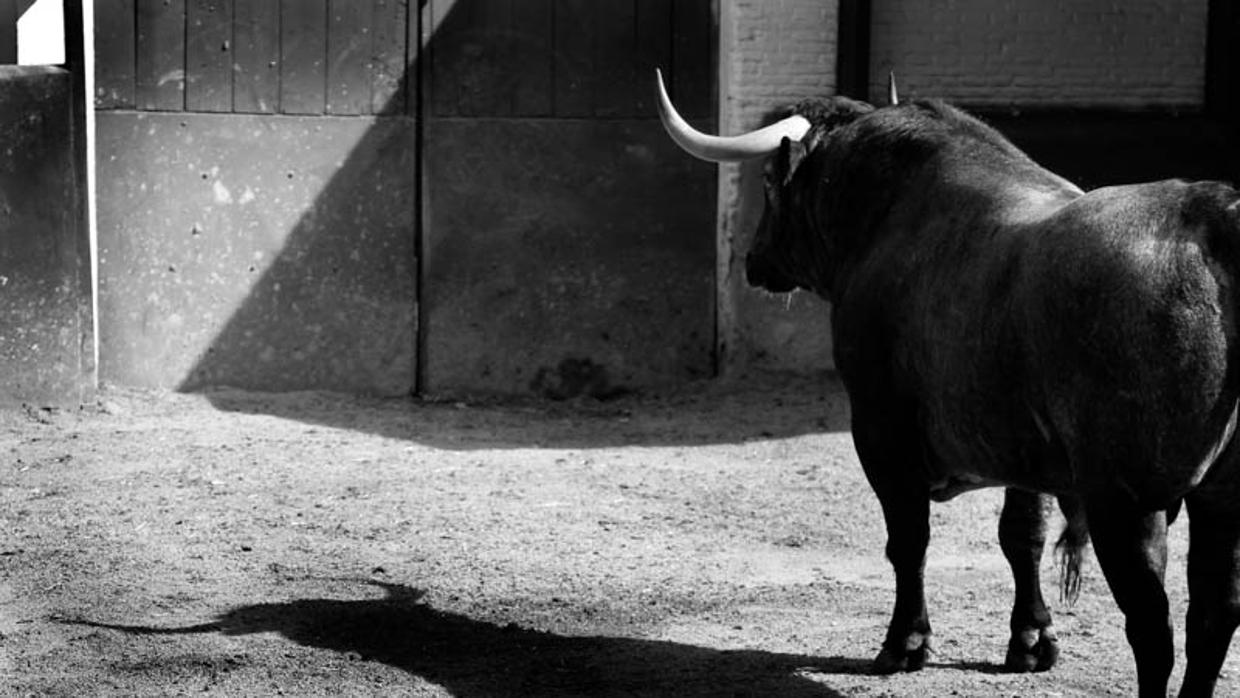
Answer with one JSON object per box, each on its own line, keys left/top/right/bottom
{"left": 872, "top": 633, "right": 931, "bottom": 674}
{"left": 1004, "top": 626, "right": 1059, "bottom": 673}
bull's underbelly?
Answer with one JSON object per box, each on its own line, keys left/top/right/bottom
{"left": 923, "top": 459, "right": 1074, "bottom": 501}
{"left": 918, "top": 398, "right": 1240, "bottom": 504}
{"left": 927, "top": 473, "right": 1000, "bottom": 502}
{"left": 919, "top": 418, "right": 1077, "bottom": 500}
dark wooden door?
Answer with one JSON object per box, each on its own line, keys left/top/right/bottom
{"left": 421, "top": 0, "right": 718, "bottom": 398}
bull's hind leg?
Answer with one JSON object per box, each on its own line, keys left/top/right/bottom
{"left": 998, "top": 488, "right": 1059, "bottom": 672}
{"left": 1085, "top": 495, "right": 1172, "bottom": 698}
{"left": 1180, "top": 492, "right": 1240, "bottom": 697}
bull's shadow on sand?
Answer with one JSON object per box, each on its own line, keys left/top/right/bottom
{"left": 195, "top": 371, "right": 852, "bottom": 450}
{"left": 67, "top": 581, "right": 868, "bottom": 697}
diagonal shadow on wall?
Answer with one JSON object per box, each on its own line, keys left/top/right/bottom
{"left": 98, "top": 2, "right": 424, "bottom": 398}
{"left": 166, "top": 112, "right": 420, "bottom": 396}
{"left": 95, "top": 0, "right": 845, "bottom": 448}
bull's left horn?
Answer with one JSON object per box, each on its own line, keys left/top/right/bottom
{"left": 655, "top": 68, "right": 810, "bottom": 162}
{"left": 887, "top": 72, "right": 899, "bottom": 106}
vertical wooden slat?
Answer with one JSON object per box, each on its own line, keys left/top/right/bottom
{"left": 280, "top": 0, "right": 328, "bottom": 114}
{"left": 414, "top": 0, "right": 426, "bottom": 390}
{"left": 186, "top": 0, "right": 234, "bottom": 112}
{"left": 64, "top": 0, "right": 95, "bottom": 390}
{"left": 408, "top": 0, "right": 421, "bottom": 118}
{"left": 510, "top": 0, "right": 551, "bottom": 116}
{"left": 0, "top": 0, "right": 16, "bottom": 64}
{"left": 593, "top": 1, "right": 636, "bottom": 118}
{"left": 671, "top": 0, "right": 711, "bottom": 119}
{"left": 427, "top": 0, "right": 459, "bottom": 116}
{"left": 371, "top": 0, "right": 406, "bottom": 115}
{"left": 233, "top": 0, "right": 279, "bottom": 113}
{"left": 1206, "top": 0, "right": 1240, "bottom": 121}
{"left": 836, "top": 0, "right": 871, "bottom": 101}
{"left": 458, "top": 0, "right": 512, "bottom": 117}
{"left": 553, "top": 0, "right": 592, "bottom": 117}
{"left": 633, "top": 0, "right": 671, "bottom": 117}
{"left": 136, "top": 0, "right": 187, "bottom": 111}
{"left": 94, "top": 0, "right": 137, "bottom": 108}
{"left": 326, "top": 0, "right": 371, "bottom": 114}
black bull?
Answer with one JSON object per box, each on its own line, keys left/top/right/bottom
{"left": 659, "top": 74, "right": 1240, "bottom": 697}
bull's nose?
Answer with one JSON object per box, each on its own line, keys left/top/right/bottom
{"left": 744, "top": 255, "right": 764, "bottom": 285}
{"left": 745, "top": 254, "right": 796, "bottom": 293}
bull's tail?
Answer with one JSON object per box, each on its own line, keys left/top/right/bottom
{"left": 1054, "top": 494, "right": 1089, "bottom": 606}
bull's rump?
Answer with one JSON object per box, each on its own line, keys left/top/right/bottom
{"left": 1019, "top": 180, "right": 1238, "bottom": 501}
{"left": 877, "top": 179, "right": 1240, "bottom": 504}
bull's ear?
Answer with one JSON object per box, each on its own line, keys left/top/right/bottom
{"left": 778, "top": 137, "right": 808, "bottom": 186}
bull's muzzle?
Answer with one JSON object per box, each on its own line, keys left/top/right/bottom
{"left": 745, "top": 252, "right": 797, "bottom": 293}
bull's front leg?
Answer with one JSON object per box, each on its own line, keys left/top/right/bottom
{"left": 872, "top": 484, "right": 932, "bottom": 672}
{"left": 998, "top": 488, "right": 1059, "bottom": 672}
{"left": 853, "top": 417, "right": 933, "bottom": 673}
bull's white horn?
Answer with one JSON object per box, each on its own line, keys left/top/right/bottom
{"left": 887, "top": 72, "right": 899, "bottom": 106}
{"left": 655, "top": 68, "right": 810, "bottom": 163}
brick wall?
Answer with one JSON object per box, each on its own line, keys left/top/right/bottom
{"left": 870, "top": 0, "right": 1208, "bottom": 108}
{"left": 717, "top": 0, "right": 838, "bottom": 375}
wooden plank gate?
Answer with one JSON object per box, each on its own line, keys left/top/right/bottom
{"left": 93, "top": 0, "right": 718, "bottom": 398}
{"left": 421, "top": 0, "right": 716, "bottom": 397}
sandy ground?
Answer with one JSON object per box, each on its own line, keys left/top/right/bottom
{"left": 2, "top": 373, "right": 1237, "bottom": 697}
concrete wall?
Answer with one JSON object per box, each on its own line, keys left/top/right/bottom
{"left": 870, "top": 0, "right": 1208, "bottom": 108}
{"left": 93, "top": 0, "right": 420, "bottom": 396}
{"left": 716, "top": 0, "right": 839, "bottom": 375}
{"left": 96, "top": 112, "right": 418, "bottom": 395}
{"left": 0, "top": 66, "right": 91, "bottom": 406}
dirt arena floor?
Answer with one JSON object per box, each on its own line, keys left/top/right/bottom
{"left": 3, "top": 373, "right": 1236, "bottom": 696}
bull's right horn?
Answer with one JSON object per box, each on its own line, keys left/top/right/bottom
{"left": 655, "top": 68, "right": 810, "bottom": 162}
